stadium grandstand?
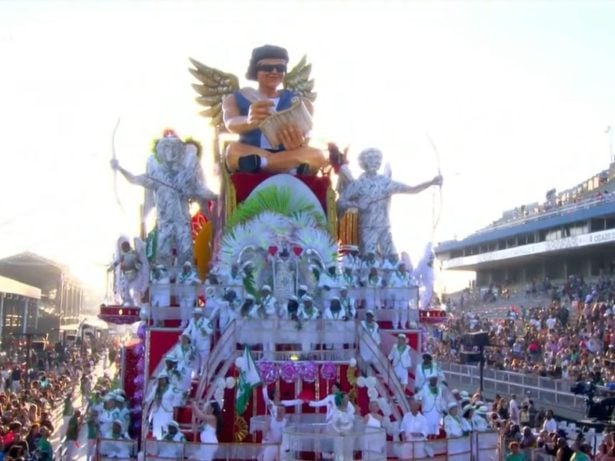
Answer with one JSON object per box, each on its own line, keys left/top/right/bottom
{"left": 435, "top": 164, "right": 615, "bottom": 288}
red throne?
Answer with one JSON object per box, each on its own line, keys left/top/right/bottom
{"left": 230, "top": 173, "right": 331, "bottom": 211}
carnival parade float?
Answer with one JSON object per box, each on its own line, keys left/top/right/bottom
{"left": 98, "top": 44, "right": 456, "bottom": 461}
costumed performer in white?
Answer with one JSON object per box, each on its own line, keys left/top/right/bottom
{"left": 338, "top": 286, "right": 357, "bottom": 319}
{"left": 381, "top": 253, "right": 398, "bottom": 309}
{"left": 219, "top": 263, "right": 245, "bottom": 299}
{"left": 341, "top": 265, "right": 359, "bottom": 292}
{"left": 111, "top": 130, "right": 217, "bottom": 271}
{"left": 177, "top": 261, "right": 201, "bottom": 329}
{"left": 388, "top": 334, "right": 413, "bottom": 392}
{"left": 474, "top": 405, "right": 498, "bottom": 461}
{"left": 98, "top": 395, "right": 120, "bottom": 438}
{"left": 156, "top": 420, "right": 186, "bottom": 459}
{"left": 261, "top": 404, "right": 288, "bottom": 461}
{"left": 308, "top": 382, "right": 355, "bottom": 423}
{"left": 323, "top": 297, "right": 350, "bottom": 350}
{"left": 414, "top": 243, "right": 436, "bottom": 309}
{"left": 417, "top": 372, "right": 447, "bottom": 436}
{"left": 362, "top": 266, "right": 383, "bottom": 311}
{"left": 389, "top": 261, "right": 413, "bottom": 329}
{"left": 112, "top": 393, "right": 132, "bottom": 432}
{"left": 414, "top": 353, "right": 446, "bottom": 393}
{"left": 362, "top": 400, "right": 386, "bottom": 460}
{"left": 184, "top": 307, "right": 214, "bottom": 375}
{"left": 146, "top": 371, "right": 177, "bottom": 440}
{"left": 111, "top": 238, "right": 147, "bottom": 307}
{"left": 280, "top": 295, "right": 301, "bottom": 320}
{"left": 318, "top": 264, "right": 341, "bottom": 309}
{"left": 257, "top": 284, "right": 278, "bottom": 359}
{"left": 170, "top": 333, "right": 196, "bottom": 392}
{"left": 336, "top": 146, "right": 442, "bottom": 258}
{"left": 360, "top": 310, "right": 381, "bottom": 374}
{"left": 258, "top": 284, "right": 278, "bottom": 318}
{"left": 443, "top": 401, "right": 469, "bottom": 461}
{"left": 163, "top": 354, "right": 187, "bottom": 406}
{"left": 262, "top": 387, "right": 303, "bottom": 418}
{"left": 99, "top": 420, "right": 132, "bottom": 459}
{"left": 217, "top": 288, "right": 239, "bottom": 332}
{"left": 188, "top": 400, "right": 220, "bottom": 461}
{"left": 298, "top": 295, "right": 320, "bottom": 352}
{"left": 150, "top": 264, "right": 170, "bottom": 326}
{"left": 330, "top": 393, "right": 356, "bottom": 461}
{"left": 399, "top": 399, "right": 430, "bottom": 461}
{"left": 461, "top": 404, "right": 480, "bottom": 460}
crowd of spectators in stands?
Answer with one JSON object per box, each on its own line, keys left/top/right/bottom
{"left": 434, "top": 275, "right": 615, "bottom": 387}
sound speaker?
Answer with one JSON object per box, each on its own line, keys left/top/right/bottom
{"left": 462, "top": 331, "right": 489, "bottom": 348}
{"left": 460, "top": 351, "right": 482, "bottom": 364}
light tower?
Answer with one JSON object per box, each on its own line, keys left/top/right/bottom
{"left": 607, "top": 125, "right": 614, "bottom": 164}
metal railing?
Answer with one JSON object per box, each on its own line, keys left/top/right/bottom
{"left": 93, "top": 431, "right": 502, "bottom": 460}
{"left": 142, "top": 439, "right": 282, "bottom": 460}
{"left": 148, "top": 284, "right": 204, "bottom": 324}
{"left": 440, "top": 362, "right": 587, "bottom": 416}
{"left": 284, "top": 421, "right": 387, "bottom": 460}
{"left": 234, "top": 318, "right": 357, "bottom": 346}
{"left": 478, "top": 191, "right": 615, "bottom": 233}
{"left": 97, "top": 438, "right": 138, "bottom": 460}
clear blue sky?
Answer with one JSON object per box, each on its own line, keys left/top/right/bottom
{"left": 1, "top": 0, "right": 614, "bottom": 294}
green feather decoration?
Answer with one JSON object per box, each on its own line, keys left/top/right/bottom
{"left": 226, "top": 186, "right": 325, "bottom": 230}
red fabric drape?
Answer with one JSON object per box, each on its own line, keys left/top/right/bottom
{"left": 147, "top": 330, "right": 182, "bottom": 376}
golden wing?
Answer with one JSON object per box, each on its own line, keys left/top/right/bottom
{"left": 189, "top": 58, "right": 240, "bottom": 129}
{"left": 283, "top": 55, "right": 317, "bottom": 102}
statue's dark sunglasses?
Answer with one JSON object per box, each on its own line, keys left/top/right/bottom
{"left": 256, "top": 64, "right": 287, "bottom": 73}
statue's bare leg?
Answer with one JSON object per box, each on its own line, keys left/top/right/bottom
{"left": 156, "top": 224, "right": 175, "bottom": 269}
{"left": 225, "top": 142, "right": 326, "bottom": 174}
{"left": 380, "top": 230, "right": 397, "bottom": 258}
{"left": 175, "top": 223, "right": 194, "bottom": 269}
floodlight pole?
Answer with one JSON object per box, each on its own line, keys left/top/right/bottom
{"left": 607, "top": 126, "right": 614, "bottom": 164}
{"left": 479, "top": 344, "right": 485, "bottom": 393}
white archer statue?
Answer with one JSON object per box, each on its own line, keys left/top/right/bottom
{"left": 110, "top": 130, "right": 217, "bottom": 273}
{"left": 336, "top": 147, "right": 442, "bottom": 258}
{"left": 110, "top": 236, "right": 149, "bottom": 306}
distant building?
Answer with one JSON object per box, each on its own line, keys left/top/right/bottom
{"left": 0, "top": 252, "right": 84, "bottom": 341}
{"left": 435, "top": 165, "right": 615, "bottom": 287}
{"left": 0, "top": 275, "right": 41, "bottom": 348}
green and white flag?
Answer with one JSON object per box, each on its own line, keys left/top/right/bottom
{"left": 235, "top": 346, "right": 262, "bottom": 415}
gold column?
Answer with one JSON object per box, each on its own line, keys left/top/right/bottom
{"left": 338, "top": 211, "right": 359, "bottom": 246}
